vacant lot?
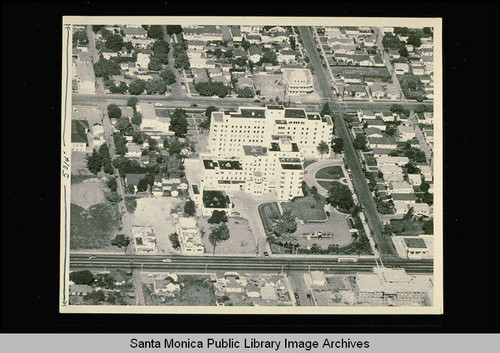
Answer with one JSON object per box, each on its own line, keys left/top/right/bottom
{"left": 315, "top": 166, "right": 345, "bottom": 180}
{"left": 70, "top": 203, "right": 121, "bottom": 249}
{"left": 253, "top": 74, "right": 285, "bottom": 100}
{"left": 71, "top": 151, "right": 92, "bottom": 176}
{"left": 71, "top": 178, "right": 106, "bottom": 209}
{"left": 199, "top": 217, "right": 256, "bottom": 255}
{"left": 258, "top": 202, "right": 281, "bottom": 235}
{"left": 282, "top": 196, "right": 327, "bottom": 222}
{"left": 132, "top": 197, "right": 183, "bottom": 253}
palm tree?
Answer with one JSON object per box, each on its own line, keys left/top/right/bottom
{"left": 209, "top": 224, "right": 230, "bottom": 255}
{"left": 317, "top": 140, "right": 329, "bottom": 159}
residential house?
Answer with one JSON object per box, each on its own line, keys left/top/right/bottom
{"left": 71, "top": 120, "right": 89, "bottom": 152}
{"left": 125, "top": 173, "right": 146, "bottom": 194}
{"left": 345, "top": 84, "right": 367, "bottom": 99}
{"left": 419, "top": 165, "right": 433, "bottom": 181}
{"left": 375, "top": 156, "right": 409, "bottom": 166}
{"left": 394, "top": 63, "right": 410, "bottom": 75}
{"left": 379, "top": 164, "right": 403, "bottom": 175}
{"left": 123, "top": 26, "right": 147, "bottom": 39}
{"left": 407, "top": 173, "right": 423, "bottom": 186}
{"left": 386, "top": 83, "right": 401, "bottom": 100}
{"left": 248, "top": 45, "right": 263, "bottom": 63}
{"left": 412, "top": 203, "right": 432, "bottom": 217}
{"left": 388, "top": 181, "right": 413, "bottom": 194}
{"left": 136, "top": 50, "right": 152, "bottom": 69}
{"left": 183, "top": 25, "right": 224, "bottom": 42}
{"left": 370, "top": 82, "right": 386, "bottom": 99}
{"left": 372, "top": 55, "right": 385, "bottom": 67}
{"left": 364, "top": 127, "right": 384, "bottom": 138}
{"left": 365, "top": 118, "right": 387, "bottom": 131}
{"left": 278, "top": 49, "right": 297, "bottom": 64}
{"left": 70, "top": 284, "right": 93, "bottom": 296}
{"left": 396, "top": 125, "right": 416, "bottom": 141}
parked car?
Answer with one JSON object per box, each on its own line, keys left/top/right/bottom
{"left": 161, "top": 259, "right": 172, "bottom": 263}
{"left": 263, "top": 252, "right": 269, "bottom": 257}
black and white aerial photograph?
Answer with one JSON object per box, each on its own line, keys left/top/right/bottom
{"left": 60, "top": 16, "right": 442, "bottom": 314}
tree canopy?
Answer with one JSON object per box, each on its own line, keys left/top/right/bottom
{"left": 326, "top": 182, "right": 354, "bottom": 212}
{"left": 160, "top": 68, "right": 177, "bottom": 85}
{"left": 332, "top": 137, "right": 344, "bottom": 154}
{"left": 94, "top": 58, "right": 121, "bottom": 78}
{"left": 147, "top": 25, "right": 164, "bottom": 39}
{"left": 86, "top": 150, "right": 103, "bottom": 174}
{"left": 194, "top": 81, "right": 230, "bottom": 98}
{"left": 208, "top": 210, "right": 228, "bottom": 224}
{"left": 70, "top": 270, "right": 95, "bottom": 285}
{"left": 317, "top": 141, "right": 330, "bottom": 157}
{"left": 169, "top": 108, "right": 189, "bottom": 138}
{"left": 184, "top": 200, "right": 196, "bottom": 216}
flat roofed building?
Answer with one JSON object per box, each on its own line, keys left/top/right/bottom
{"left": 282, "top": 68, "right": 314, "bottom": 96}
{"left": 176, "top": 217, "right": 204, "bottom": 255}
{"left": 74, "top": 61, "right": 95, "bottom": 94}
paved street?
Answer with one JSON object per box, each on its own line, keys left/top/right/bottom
{"left": 161, "top": 26, "right": 186, "bottom": 100}
{"left": 409, "top": 110, "right": 434, "bottom": 168}
{"left": 298, "top": 26, "right": 397, "bottom": 256}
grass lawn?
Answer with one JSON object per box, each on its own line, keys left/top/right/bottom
{"left": 317, "top": 180, "right": 336, "bottom": 191}
{"left": 258, "top": 202, "right": 281, "bottom": 235}
{"left": 70, "top": 203, "right": 121, "bottom": 249}
{"left": 315, "top": 166, "right": 344, "bottom": 180}
{"left": 177, "top": 275, "right": 216, "bottom": 306}
{"left": 71, "top": 174, "right": 97, "bottom": 184}
{"left": 282, "top": 196, "right": 327, "bottom": 222}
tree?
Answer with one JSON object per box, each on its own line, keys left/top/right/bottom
{"left": 86, "top": 150, "right": 103, "bottom": 174}
{"left": 205, "top": 106, "right": 218, "bottom": 120}
{"left": 208, "top": 210, "right": 228, "bottom": 224}
{"left": 290, "top": 36, "right": 296, "bottom": 50}
{"left": 128, "top": 79, "right": 146, "bottom": 95}
{"left": 137, "top": 179, "right": 149, "bottom": 192}
{"left": 73, "top": 30, "right": 88, "bottom": 47}
{"left": 223, "top": 49, "right": 233, "bottom": 58}
{"left": 377, "top": 200, "right": 395, "bottom": 214}
{"left": 422, "top": 219, "right": 433, "bottom": 234}
{"left": 92, "top": 25, "right": 104, "bottom": 33}
{"left": 95, "top": 273, "right": 115, "bottom": 289}
{"left": 237, "top": 87, "right": 255, "bottom": 98}
{"left": 407, "top": 33, "right": 422, "bottom": 48}
{"left": 115, "top": 116, "right": 131, "bottom": 132}
{"left": 126, "top": 184, "right": 136, "bottom": 194}
{"left": 131, "top": 111, "right": 143, "bottom": 126}
{"left": 169, "top": 108, "right": 189, "bottom": 137}
{"left": 184, "top": 200, "right": 196, "bottom": 216}
{"left": 169, "top": 233, "right": 181, "bottom": 249}
{"left": 113, "top": 132, "right": 128, "bottom": 156}
{"left": 273, "top": 209, "right": 297, "bottom": 238}
{"left": 106, "top": 191, "right": 122, "bottom": 204}
{"left": 353, "top": 134, "right": 367, "bottom": 150}
{"left": 332, "top": 137, "right": 344, "bottom": 154}
{"left": 70, "top": 270, "right": 94, "bottom": 285}
{"left": 166, "top": 25, "right": 182, "bottom": 35}
{"left": 107, "top": 104, "right": 122, "bottom": 120}
{"left": 147, "top": 25, "right": 164, "bottom": 39}
{"left": 160, "top": 68, "right": 177, "bottom": 85}
{"left": 145, "top": 78, "right": 167, "bottom": 95}
{"left": 317, "top": 141, "right": 329, "bottom": 158}
{"left": 105, "top": 34, "right": 124, "bottom": 52}
{"left": 320, "top": 102, "right": 331, "bottom": 116}
{"left": 174, "top": 52, "right": 190, "bottom": 70}
{"left": 327, "top": 182, "right": 354, "bottom": 212}
{"left": 261, "top": 51, "right": 277, "bottom": 64}
{"left": 106, "top": 177, "right": 117, "bottom": 192}
{"left": 420, "top": 181, "right": 430, "bottom": 192}
{"left": 86, "top": 290, "right": 106, "bottom": 304}
{"left": 405, "top": 162, "right": 420, "bottom": 174}
{"left": 241, "top": 38, "right": 250, "bottom": 50}
{"left": 233, "top": 57, "right": 247, "bottom": 67}
{"left": 111, "top": 234, "right": 130, "bottom": 253}
{"left": 148, "top": 57, "right": 163, "bottom": 71}
{"left": 209, "top": 223, "right": 230, "bottom": 255}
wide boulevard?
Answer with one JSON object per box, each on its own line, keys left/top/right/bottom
{"left": 70, "top": 253, "right": 433, "bottom": 275}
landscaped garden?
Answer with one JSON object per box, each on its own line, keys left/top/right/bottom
{"left": 315, "top": 165, "right": 345, "bottom": 180}
{"left": 281, "top": 196, "right": 327, "bottom": 222}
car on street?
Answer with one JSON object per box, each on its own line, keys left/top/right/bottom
{"left": 161, "top": 259, "right": 172, "bottom": 263}
{"left": 231, "top": 211, "right": 240, "bottom": 216}
{"left": 88, "top": 256, "right": 96, "bottom": 259}
{"left": 263, "top": 252, "right": 269, "bottom": 257}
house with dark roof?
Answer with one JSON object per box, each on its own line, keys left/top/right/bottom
{"left": 71, "top": 120, "right": 89, "bottom": 151}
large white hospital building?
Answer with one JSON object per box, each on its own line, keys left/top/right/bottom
{"left": 201, "top": 105, "right": 334, "bottom": 201}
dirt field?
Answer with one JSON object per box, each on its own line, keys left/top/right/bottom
{"left": 131, "top": 197, "right": 184, "bottom": 254}
{"left": 71, "top": 151, "right": 92, "bottom": 176}
{"left": 71, "top": 178, "right": 106, "bottom": 209}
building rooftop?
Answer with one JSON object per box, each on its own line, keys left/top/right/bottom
{"left": 203, "top": 159, "right": 218, "bottom": 169}
{"left": 243, "top": 145, "right": 268, "bottom": 157}
{"left": 230, "top": 108, "right": 266, "bottom": 119}
{"left": 284, "top": 108, "right": 306, "bottom": 119}
{"left": 266, "top": 104, "right": 285, "bottom": 110}
{"left": 391, "top": 193, "right": 416, "bottom": 201}
{"left": 307, "top": 113, "right": 321, "bottom": 121}
{"left": 218, "top": 160, "right": 243, "bottom": 170}
{"left": 202, "top": 190, "right": 230, "bottom": 209}
{"left": 71, "top": 120, "right": 89, "bottom": 144}
{"left": 404, "top": 238, "right": 427, "bottom": 249}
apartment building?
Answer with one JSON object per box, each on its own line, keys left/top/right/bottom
{"left": 282, "top": 69, "right": 314, "bottom": 96}
{"left": 208, "top": 105, "right": 333, "bottom": 159}
{"left": 175, "top": 217, "right": 204, "bottom": 255}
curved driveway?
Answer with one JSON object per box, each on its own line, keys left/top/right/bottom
{"left": 304, "top": 159, "right": 346, "bottom": 197}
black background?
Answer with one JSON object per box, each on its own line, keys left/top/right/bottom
{"left": 2, "top": 2, "right": 499, "bottom": 333}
